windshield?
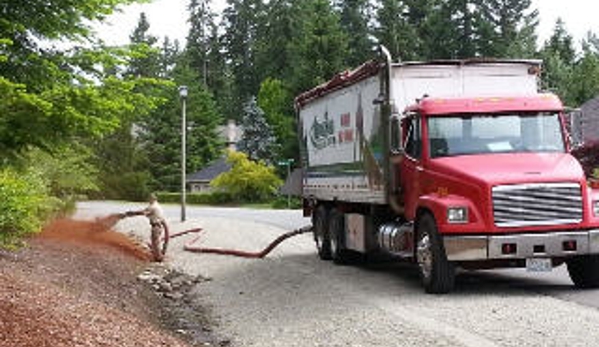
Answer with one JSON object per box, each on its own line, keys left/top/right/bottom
{"left": 427, "top": 113, "right": 565, "bottom": 158}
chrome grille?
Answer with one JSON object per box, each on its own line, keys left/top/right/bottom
{"left": 492, "top": 183, "right": 583, "bottom": 227}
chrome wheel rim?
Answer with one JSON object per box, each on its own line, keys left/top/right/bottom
{"left": 417, "top": 232, "right": 433, "bottom": 280}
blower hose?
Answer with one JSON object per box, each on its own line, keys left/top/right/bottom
{"left": 169, "top": 225, "right": 313, "bottom": 259}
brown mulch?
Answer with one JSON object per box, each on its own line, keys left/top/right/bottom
{"left": 0, "top": 219, "right": 198, "bottom": 347}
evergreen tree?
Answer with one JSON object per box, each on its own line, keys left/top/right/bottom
{"left": 206, "top": 20, "right": 235, "bottom": 121}
{"left": 255, "top": 0, "right": 301, "bottom": 81}
{"left": 258, "top": 78, "right": 296, "bottom": 161}
{"left": 222, "top": 0, "right": 265, "bottom": 118}
{"left": 95, "top": 12, "right": 163, "bottom": 199}
{"left": 375, "top": 0, "right": 419, "bottom": 61}
{"left": 335, "top": 0, "right": 374, "bottom": 66}
{"left": 186, "top": 0, "right": 214, "bottom": 86}
{"left": 127, "top": 12, "right": 160, "bottom": 78}
{"left": 238, "top": 96, "right": 278, "bottom": 163}
{"left": 539, "top": 19, "right": 576, "bottom": 100}
{"left": 140, "top": 61, "right": 224, "bottom": 191}
{"left": 289, "top": 0, "right": 348, "bottom": 93}
{"left": 159, "top": 37, "right": 180, "bottom": 78}
{"left": 479, "top": 0, "right": 538, "bottom": 58}
{"left": 402, "top": 0, "right": 441, "bottom": 59}
{"left": 542, "top": 18, "right": 576, "bottom": 64}
{"left": 566, "top": 33, "right": 599, "bottom": 105}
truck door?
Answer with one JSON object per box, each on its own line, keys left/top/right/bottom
{"left": 400, "top": 114, "right": 423, "bottom": 221}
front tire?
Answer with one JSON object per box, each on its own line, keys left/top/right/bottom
{"left": 313, "top": 205, "right": 332, "bottom": 260}
{"left": 567, "top": 255, "right": 599, "bottom": 288}
{"left": 416, "top": 213, "right": 455, "bottom": 294}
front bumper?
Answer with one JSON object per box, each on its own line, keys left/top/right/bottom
{"left": 444, "top": 229, "right": 599, "bottom": 261}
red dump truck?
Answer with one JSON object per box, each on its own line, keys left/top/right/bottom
{"left": 296, "top": 47, "right": 599, "bottom": 293}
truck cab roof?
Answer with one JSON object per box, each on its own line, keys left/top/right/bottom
{"left": 406, "top": 94, "right": 563, "bottom": 116}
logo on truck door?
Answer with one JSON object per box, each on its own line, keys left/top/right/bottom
{"left": 310, "top": 112, "right": 336, "bottom": 150}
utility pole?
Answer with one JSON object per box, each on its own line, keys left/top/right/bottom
{"left": 179, "top": 85, "right": 188, "bottom": 222}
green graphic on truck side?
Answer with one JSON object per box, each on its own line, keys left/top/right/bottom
{"left": 309, "top": 112, "right": 336, "bottom": 150}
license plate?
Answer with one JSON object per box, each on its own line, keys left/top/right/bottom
{"left": 526, "top": 258, "right": 552, "bottom": 272}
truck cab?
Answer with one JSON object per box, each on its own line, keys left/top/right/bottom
{"left": 395, "top": 94, "right": 599, "bottom": 292}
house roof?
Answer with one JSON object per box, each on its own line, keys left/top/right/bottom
{"left": 187, "top": 158, "right": 231, "bottom": 183}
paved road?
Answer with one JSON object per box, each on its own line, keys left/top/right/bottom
{"left": 76, "top": 201, "right": 599, "bottom": 347}
{"left": 75, "top": 200, "right": 311, "bottom": 231}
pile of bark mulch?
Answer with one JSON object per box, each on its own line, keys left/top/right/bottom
{"left": 0, "top": 219, "right": 219, "bottom": 347}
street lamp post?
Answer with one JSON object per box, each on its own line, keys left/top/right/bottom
{"left": 179, "top": 85, "right": 188, "bottom": 222}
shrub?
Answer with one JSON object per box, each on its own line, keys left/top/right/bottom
{"left": 211, "top": 151, "right": 283, "bottom": 203}
{"left": 571, "top": 140, "right": 599, "bottom": 178}
{"left": 270, "top": 196, "right": 302, "bottom": 209}
{"left": 156, "top": 191, "right": 233, "bottom": 205}
{"left": 0, "top": 169, "right": 50, "bottom": 249}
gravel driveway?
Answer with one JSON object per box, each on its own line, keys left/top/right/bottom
{"left": 77, "top": 202, "right": 599, "bottom": 347}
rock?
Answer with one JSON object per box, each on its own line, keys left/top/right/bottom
{"left": 158, "top": 281, "right": 173, "bottom": 293}
{"left": 137, "top": 271, "right": 161, "bottom": 283}
{"left": 164, "top": 292, "right": 184, "bottom": 300}
{"left": 170, "top": 276, "right": 187, "bottom": 289}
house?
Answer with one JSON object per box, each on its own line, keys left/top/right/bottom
{"left": 186, "top": 120, "right": 242, "bottom": 192}
{"left": 187, "top": 158, "right": 231, "bottom": 193}
{"left": 576, "top": 96, "right": 599, "bottom": 144}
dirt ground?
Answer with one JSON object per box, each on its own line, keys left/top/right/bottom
{"left": 0, "top": 219, "right": 220, "bottom": 347}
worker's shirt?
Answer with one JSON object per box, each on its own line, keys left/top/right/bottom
{"left": 144, "top": 201, "right": 165, "bottom": 225}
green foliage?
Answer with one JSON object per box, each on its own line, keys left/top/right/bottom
{"left": 335, "top": 0, "right": 374, "bottom": 66}
{"left": 0, "top": 0, "right": 164, "bottom": 160}
{"left": 186, "top": 0, "right": 214, "bottom": 85}
{"left": 289, "top": 0, "right": 348, "bottom": 93}
{"left": 156, "top": 191, "right": 233, "bottom": 205}
{"left": 255, "top": 0, "right": 299, "bottom": 82}
{"left": 221, "top": 0, "right": 265, "bottom": 118}
{"left": 0, "top": 169, "right": 55, "bottom": 249}
{"left": 270, "top": 195, "right": 302, "bottom": 210}
{"left": 211, "top": 151, "right": 282, "bottom": 202}
{"left": 375, "top": 0, "right": 419, "bottom": 61}
{"left": 238, "top": 97, "right": 278, "bottom": 163}
{"left": 127, "top": 12, "right": 160, "bottom": 78}
{"left": 140, "top": 74, "right": 223, "bottom": 192}
{"left": 257, "top": 78, "right": 297, "bottom": 161}
{"left": 23, "top": 146, "right": 99, "bottom": 199}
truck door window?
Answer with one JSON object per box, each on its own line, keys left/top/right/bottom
{"left": 404, "top": 116, "right": 422, "bottom": 159}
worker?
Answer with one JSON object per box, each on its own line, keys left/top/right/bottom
{"left": 120, "top": 194, "right": 169, "bottom": 262}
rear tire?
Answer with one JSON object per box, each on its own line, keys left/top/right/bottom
{"left": 416, "top": 213, "right": 455, "bottom": 294}
{"left": 313, "top": 205, "right": 332, "bottom": 260}
{"left": 567, "top": 255, "right": 599, "bottom": 288}
{"left": 329, "top": 208, "right": 351, "bottom": 265}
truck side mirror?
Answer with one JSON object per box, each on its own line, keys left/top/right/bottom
{"left": 390, "top": 113, "right": 404, "bottom": 154}
{"left": 567, "top": 109, "right": 583, "bottom": 149}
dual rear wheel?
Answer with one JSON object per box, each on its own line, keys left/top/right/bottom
{"left": 312, "top": 205, "right": 350, "bottom": 264}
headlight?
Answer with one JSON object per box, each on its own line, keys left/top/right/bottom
{"left": 447, "top": 207, "right": 468, "bottom": 224}
{"left": 594, "top": 201, "right": 599, "bottom": 217}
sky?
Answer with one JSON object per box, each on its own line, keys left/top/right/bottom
{"left": 95, "top": 0, "right": 599, "bottom": 49}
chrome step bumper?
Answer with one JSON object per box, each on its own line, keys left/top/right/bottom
{"left": 444, "top": 230, "right": 599, "bottom": 261}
